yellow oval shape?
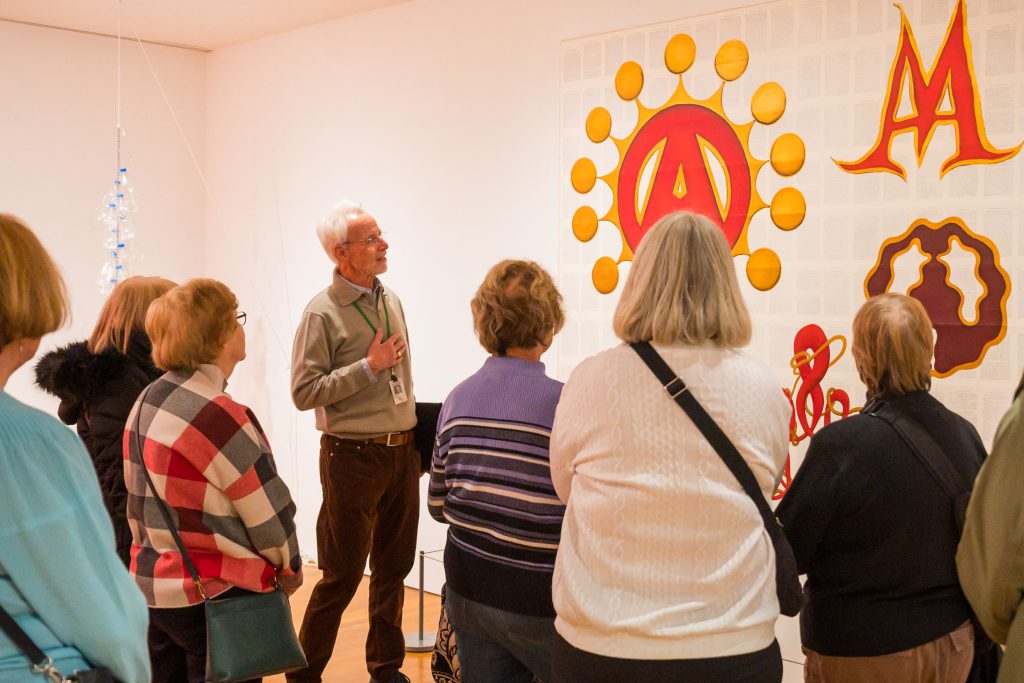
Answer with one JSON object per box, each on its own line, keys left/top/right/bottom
{"left": 572, "top": 206, "right": 599, "bottom": 242}
{"left": 592, "top": 256, "right": 619, "bottom": 294}
{"left": 770, "top": 133, "right": 806, "bottom": 177}
{"left": 751, "top": 82, "right": 786, "bottom": 124}
{"left": 770, "top": 187, "right": 806, "bottom": 231}
{"left": 615, "top": 61, "right": 644, "bottom": 101}
{"left": 586, "top": 107, "right": 612, "bottom": 143}
{"left": 714, "top": 39, "right": 749, "bottom": 82}
{"left": 665, "top": 34, "right": 696, "bottom": 74}
{"left": 746, "top": 248, "right": 781, "bottom": 291}
{"left": 571, "top": 158, "right": 598, "bottom": 193}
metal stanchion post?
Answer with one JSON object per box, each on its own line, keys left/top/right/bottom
{"left": 404, "top": 550, "right": 436, "bottom": 652}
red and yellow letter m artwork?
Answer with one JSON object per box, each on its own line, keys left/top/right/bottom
{"left": 836, "top": 0, "right": 1021, "bottom": 179}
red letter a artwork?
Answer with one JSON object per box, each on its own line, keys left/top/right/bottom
{"left": 835, "top": 0, "right": 1021, "bottom": 179}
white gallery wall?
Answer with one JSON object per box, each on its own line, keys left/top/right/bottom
{"left": 0, "top": 20, "right": 208, "bottom": 405}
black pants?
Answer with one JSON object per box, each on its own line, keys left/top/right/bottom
{"left": 148, "top": 588, "right": 261, "bottom": 683}
{"left": 552, "top": 631, "right": 782, "bottom": 683}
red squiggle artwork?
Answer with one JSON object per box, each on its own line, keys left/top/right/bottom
{"left": 773, "top": 324, "right": 858, "bottom": 500}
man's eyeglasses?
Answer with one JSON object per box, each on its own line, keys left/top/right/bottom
{"left": 343, "top": 231, "right": 386, "bottom": 247}
{"left": 236, "top": 311, "right": 247, "bottom": 326}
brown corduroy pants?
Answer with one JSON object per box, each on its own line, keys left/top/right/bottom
{"left": 287, "top": 435, "right": 419, "bottom": 683}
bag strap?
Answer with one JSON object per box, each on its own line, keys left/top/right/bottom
{"left": 0, "top": 605, "right": 67, "bottom": 682}
{"left": 0, "top": 606, "right": 47, "bottom": 667}
{"left": 630, "top": 341, "right": 777, "bottom": 528}
{"left": 131, "top": 387, "right": 207, "bottom": 599}
{"left": 863, "top": 400, "right": 969, "bottom": 507}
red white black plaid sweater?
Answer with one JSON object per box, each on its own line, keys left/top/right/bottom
{"left": 124, "top": 364, "right": 301, "bottom": 608}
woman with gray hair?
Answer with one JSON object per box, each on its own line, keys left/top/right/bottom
{"left": 549, "top": 210, "right": 790, "bottom": 682}
{"left": 778, "top": 293, "right": 987, "bottom": 682}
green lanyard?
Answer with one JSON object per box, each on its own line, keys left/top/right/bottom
{"left": 353, "top": 295, "right": 398, "bottom": 382}
{"left": 352, "top": 295, "right": 391, "bottom": 338}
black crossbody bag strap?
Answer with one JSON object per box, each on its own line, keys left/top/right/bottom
{"left": 131, "top": 388, "right": 206, "bottom": 597}
{"left": 864, "top": 400, "right": 999, "bottom": 666}
{"left": 0, "top": 606, "right": 48, "bottom": 671}
{"left": 864, "top": 401, "right": 970, "bottom": 531}
{"left": 865, "top": 402, "right": 966, "bottom": 499}
{"left": 630, "top": 341, "right": 803, "bottom": 617}
{"left": 630, "top": 341, "right": 775, "bottom": 523}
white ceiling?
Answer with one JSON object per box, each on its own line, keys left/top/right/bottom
{"left": 0, "top": 0, "right": 409, "bottom": 51}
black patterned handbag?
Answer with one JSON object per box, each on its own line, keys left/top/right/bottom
{"left": 430, "top": 585, "right": 542, "bottom": 683}
{"left": 431, "top": 585, "right": 460, "bottom": 683}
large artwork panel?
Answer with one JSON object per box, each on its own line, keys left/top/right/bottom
{"left": 558, "top": 0, "right": 1023, "bottom": 676}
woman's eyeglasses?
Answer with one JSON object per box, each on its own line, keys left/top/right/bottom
{"left": 236, "top": 311, "right": 247, "bottom": 326}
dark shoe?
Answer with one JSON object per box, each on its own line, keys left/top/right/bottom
{"left": 370, "top": 674, "right": 410, "bottom": 683}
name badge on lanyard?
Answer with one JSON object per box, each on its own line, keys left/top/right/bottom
{"left": 389, "top": 374, "right": 408, "bottom": 405}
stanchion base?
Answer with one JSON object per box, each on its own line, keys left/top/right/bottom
{"left": 404, "top": 631, "right": 437, "bottom": 653}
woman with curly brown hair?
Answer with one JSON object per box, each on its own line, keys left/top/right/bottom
{"left": 428, "top": 259, "right": 566, "bottom": 683}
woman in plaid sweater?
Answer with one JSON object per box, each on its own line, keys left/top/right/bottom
{"left": 125, "top": 278, "right": 303, "bottom": 683}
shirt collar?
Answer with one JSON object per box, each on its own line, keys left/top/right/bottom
{"left": 330, "top": 269, "right": 383, "bottom": 306}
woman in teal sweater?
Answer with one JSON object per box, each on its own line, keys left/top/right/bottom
{"left": 0, "top": 214, "right": 150, "bottom": 683}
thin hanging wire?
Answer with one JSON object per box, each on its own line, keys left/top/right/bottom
{"left": 124, "top": 13, "right": 291, "bottom": 361}
{"left": 114, "top": 7, "right": 121, "bottom": 280}
{"left": 98, "top": 0, "right": 136, "bottom": 293}
{"left": 116, "top": 7, "right": 121, "bottom": 169}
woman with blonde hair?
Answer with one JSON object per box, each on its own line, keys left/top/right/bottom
{"left": 428, "top": 259, "right": 566, "bottom": 683}
{"left": 36, "top": 275, "right": 175, "bottom": 565}
{"left": 0, "top": 214, "right": 150, "bottom": 682}
{"left": 549, "top": 211, "right": 790, "bottom": 682}
{"left": 127, "top": 278, "right": 302, "bottom": 682}
{"left": 778, "top": 293, "right": 986, "bottom": 682}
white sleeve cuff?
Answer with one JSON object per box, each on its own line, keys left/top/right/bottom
{"left": 361, "top": 358, "right": 378, "bottom": 383}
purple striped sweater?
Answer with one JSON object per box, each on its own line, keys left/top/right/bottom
{"left": 428, "top": 355, "right": 564, "bottom": 617}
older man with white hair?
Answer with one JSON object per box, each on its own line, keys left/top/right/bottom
{"left": 288, "top": 201, "right": 417, "bottom": 683}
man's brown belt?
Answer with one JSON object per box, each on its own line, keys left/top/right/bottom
{"left": 330, "top": 430, "right": 413, "bottom": 447}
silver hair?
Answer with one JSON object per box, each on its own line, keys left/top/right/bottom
{"left": 316, "top": 200, "right": 364, "bottom": 263}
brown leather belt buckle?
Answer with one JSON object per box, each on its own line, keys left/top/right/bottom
{"left": 371, "top": 430, "right": 410, "bottom": 447}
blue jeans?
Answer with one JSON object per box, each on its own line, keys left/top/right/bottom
{"left": 445, "top": 588, "right": 554, "bottom": 683}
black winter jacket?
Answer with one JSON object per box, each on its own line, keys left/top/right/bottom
{"left": 35, "top": 332, "right": 163, "bottom": 566}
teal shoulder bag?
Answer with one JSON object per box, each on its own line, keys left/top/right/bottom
{"left": 132, "top": 390, "right": 307, "bottom": 682}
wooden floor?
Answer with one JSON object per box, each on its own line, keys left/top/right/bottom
{"left": 269, "top": 567, "right": 442, "bottom": 683}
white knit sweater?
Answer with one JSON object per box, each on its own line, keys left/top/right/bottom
{"left": 550, "top": 342, "right": 790, "bottom": 660}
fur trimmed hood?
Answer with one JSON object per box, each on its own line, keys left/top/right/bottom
{"left": 35, "top": 332, "right": 160, "bottom": 404}
{"left": 35, "top": 341, "right": 131, "bottom": 403}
